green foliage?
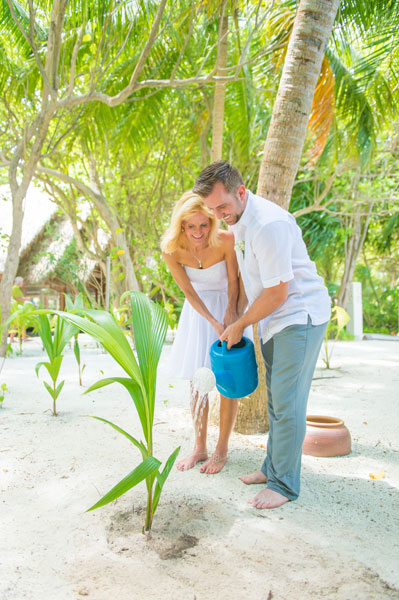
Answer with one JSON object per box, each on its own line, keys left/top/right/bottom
{"left": 138, "top": 251, "right": 184, "bottom": 329}
{"left": 355, "top": 264, "right": 399, "bottom": 334}
{"left": 1, "top": 0, "right": 398, "bottom": 339}
{"left": 57, "top": 291, "right": 180, "bottom": 531}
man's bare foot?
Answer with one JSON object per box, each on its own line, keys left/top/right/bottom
{"left": 248, "top": 488, "right": 289, "bottom": 509}
{"left": 200, "top": 453, "right": 228, "bottom": 474}
{"left": 176, "top": 451, "right": 208, "bottom": 471}
{"left": 239, "top": 470, "right": 267, "bottom": 485}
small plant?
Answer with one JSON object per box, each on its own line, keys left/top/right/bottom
{"left": 322, "top": 305, "right": 351, "bottom": 369}
{"left": 0, "top": 382, "right": 8, "bottom": 407}
{"left": 56, "top": 291, "right": 180, "bottom": 531}
{"left": 34, "top": 314, "right": 79, "bottom": 415}
{"left": 9, "top": 300, "right": 35, "bottom": 353}
{"left": 65, "top": 294, "right": 86, "bottom": 386}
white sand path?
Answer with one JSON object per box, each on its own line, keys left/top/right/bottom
{"left": 1, "top": 337, "right": 398, "bottom": 600}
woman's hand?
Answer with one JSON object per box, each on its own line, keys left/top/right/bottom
{"left": 213, "top": 321, "right": 225, "bottom": 337}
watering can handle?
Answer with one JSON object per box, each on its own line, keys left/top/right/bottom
{"left": 222, "top": 340, "right": 228, "bottom": 355}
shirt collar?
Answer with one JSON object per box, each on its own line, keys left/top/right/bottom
{"left": 230, "top": 189, "right": 252, "bottom": 234}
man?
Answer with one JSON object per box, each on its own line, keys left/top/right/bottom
{"left": 193, "top": 160, "right": 331, "bottom": 509}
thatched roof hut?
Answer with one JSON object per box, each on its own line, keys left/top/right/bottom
{"left": 0, "top": 184, "right": 56, "bottom": 273}
{"left": 0, "top": 185, "right": 108, "bottom": 308}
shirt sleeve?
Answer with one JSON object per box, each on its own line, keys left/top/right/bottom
{"left": 252, "top": 220, "right": 294, "bottom": 288}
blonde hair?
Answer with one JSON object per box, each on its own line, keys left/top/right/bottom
{"left": 161, "top": 190, "right": 219, "bottom": 254}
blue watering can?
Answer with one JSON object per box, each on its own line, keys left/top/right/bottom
{"left": 209, "top": 336, "right": 258, "bottom": 399}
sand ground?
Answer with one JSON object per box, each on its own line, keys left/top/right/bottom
{"left": 1, "top": 335, "right": 398, "bottom": 600}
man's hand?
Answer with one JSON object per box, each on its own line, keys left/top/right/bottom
{"left": 220, "top": 321, "right": 244, "bottom": 349}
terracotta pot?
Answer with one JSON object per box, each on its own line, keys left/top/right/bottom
{"left": 302, "top": 415, "right": 351, "bottom": 457}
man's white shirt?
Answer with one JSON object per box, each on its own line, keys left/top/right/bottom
{"left": 230, "top": 191, "right": 331, "bottom": 343}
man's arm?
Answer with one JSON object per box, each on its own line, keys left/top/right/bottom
{"left": 236, "top": 275, "right": 248, "bottom": 317}
{"left": 221, "top": 231, "right": 239, "bottom": 327}
{"left": 220, "top": 281, "right": 289, "bottom": 348}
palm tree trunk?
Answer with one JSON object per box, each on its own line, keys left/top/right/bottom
{"left": 232, "top": 324, "right": 268, "bottom": 433}
{"left": 257, "top": 0, "right": 341, "bottom": 209}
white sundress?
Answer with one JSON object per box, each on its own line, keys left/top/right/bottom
{"left": 167, "top": 260, "right": 229, "bottom": 380}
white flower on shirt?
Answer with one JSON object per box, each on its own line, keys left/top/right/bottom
{"left": 234, "top": 240, "right": 245, "bottom": 259}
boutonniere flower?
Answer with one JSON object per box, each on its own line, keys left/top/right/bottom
{"left": 234, "top": 240, "right": 245, "bottom": 259}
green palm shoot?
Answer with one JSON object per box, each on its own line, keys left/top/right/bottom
{"left": 34, "top": 314, "right": 80, "bottom": 416}
{"left": 65, "top": 294, "right": 86, "bottom": 386}
{"left": 56, "top": 291, "right": 180, "bottom": 531}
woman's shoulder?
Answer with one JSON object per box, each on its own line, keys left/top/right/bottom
{"left": 162, "top": 247, "right": 186, "bottom": 265}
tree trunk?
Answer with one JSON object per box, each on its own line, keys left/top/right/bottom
{"left": 234, "top": 325, "right": 268, "bottom": 433}
{"left": 210, "top": 3, "right": 228, "bottom": 162}
{"left": 257, "top": 0, "right": 341, "bottom": 209}
{"left": 0, "top": 189, "right": 25, "bottom": 355}
{"left": 337, "top": 202, "right": 373, "bottom": 308}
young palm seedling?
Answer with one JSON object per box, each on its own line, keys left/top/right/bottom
{"left": 56, "top": 291, "right": 180, "bottom": 531}
{"left": 65, "top": 294, "right": 86, "bottom": 386}
{"left": 34, "top": 314, "right": 79, "bottom": 415}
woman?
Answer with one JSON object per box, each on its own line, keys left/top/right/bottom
{"left": 161, "top": 191, "right": 239, "bottom": 474}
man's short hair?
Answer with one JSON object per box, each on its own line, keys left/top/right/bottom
{"left": 193, "top": 160, "right": 244, "bottom": 197}
{"left": 15, "top": 276, "right": 24, "bottom": 285}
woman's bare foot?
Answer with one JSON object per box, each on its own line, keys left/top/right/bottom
{"left": 176, "top": 451, "right": 208, "bottom": 471}
{"left": 239, "top": 470, "right": 267, "bottom": 485}
{"left": 200, "top": 453, "right": 228, "bottom": 474}
{"left": 248, "top": 489, "right": 290, "bottom": 509}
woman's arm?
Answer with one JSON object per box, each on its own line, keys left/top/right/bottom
{"left": 162, "top": 251, "right": 224, "bottom": 336}
{"left": 220, "top": 231, "right": 239, "bottom": 327}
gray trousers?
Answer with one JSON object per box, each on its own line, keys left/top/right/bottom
{"left": 260, "top": 318, "right": 328, "bottom": 501}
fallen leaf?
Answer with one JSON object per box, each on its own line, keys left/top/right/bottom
{"left": 369, "top": 470, "right": 386, "bottom": 480}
